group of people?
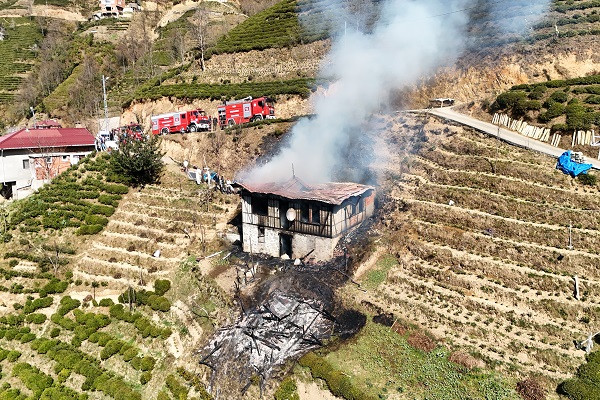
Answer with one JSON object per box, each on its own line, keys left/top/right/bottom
{"left": 94, "top": 134, "right": 109, "bottom": 152}
{"left": 182, "top": 160, "right": 236, "bottom": 194}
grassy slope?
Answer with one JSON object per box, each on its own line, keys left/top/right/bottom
{"left": 0, "top": 17, "right": 42, "bottom": 104}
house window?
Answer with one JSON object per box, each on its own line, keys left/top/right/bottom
{"left": 45, "top": 157, "right": 52, "bottom": 164}
{"left": 258, "top": 226, "right": 265, "bottom": 243}
{"left": 358, "top": 198, "right": 364, "bottom": 213}
{"left": 311, "top": 205, "right": 320, "bottom": 224}
{"left": 252, "top": 196, "right": 268, "bottom": 216}
{"left": 300, "top": 203, "right": 309, "bottom": 222}
{"left": 62, "top": 155, "right": 69, "bottom": 161}
{"left": 22, "top": 159, "right": 29, "bottom": 169}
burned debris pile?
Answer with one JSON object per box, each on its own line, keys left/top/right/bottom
{"left": 197, "top": 256, "right": 368, "bottom": 397}
{"left": 199, "top": 289, "right": 334, "bottom": 396}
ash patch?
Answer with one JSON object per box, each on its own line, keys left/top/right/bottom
{"left": 199, "top": 290, "right": 334, "bottom": 396}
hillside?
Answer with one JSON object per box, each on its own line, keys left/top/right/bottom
{"left": 0, "top": 0, "right": 599, "bottom": 399}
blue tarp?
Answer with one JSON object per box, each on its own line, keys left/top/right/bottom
{"left": 556, "top": 150, "right": 592, "bottom": 177}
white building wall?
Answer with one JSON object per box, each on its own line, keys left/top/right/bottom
{"left": 242, "top": 223, "right": 279, "bottom": 258}
{"left": 291, "top": 232, "right": 336, "bottom": 261}
{"left": 0, "top": 150, "right": 33, "bottom": 188}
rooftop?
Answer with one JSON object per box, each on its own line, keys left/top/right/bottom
{"left": 0, "top": 127, "right": 95, "bottom": 150}
{"left": 238, "top": 176, "right": 374, "bottom": 205}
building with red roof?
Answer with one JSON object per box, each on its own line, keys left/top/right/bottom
{"left": 238, "top": 176, "right": 375, "bottom": 261}
{"left": 0, "top": 127, "right": 95, "bottom": 199}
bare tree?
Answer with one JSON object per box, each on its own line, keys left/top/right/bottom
{"left": 169, "top": 26, "right": 188, "bottom": 64}
{"left": 193, "top": 6, "right": 210, "bottom": 71}
{"left": 69, "top": 54, "right": 103, "bottom": 119}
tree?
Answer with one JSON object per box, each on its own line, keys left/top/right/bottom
{"left": 109, "top": 135, "right": 165, "bottom": 186}
{"left": 92, "top": 281, "right": 99, "bottom": 301}
{"left": 192, "top": 6, "right": 210, "bottom": 71}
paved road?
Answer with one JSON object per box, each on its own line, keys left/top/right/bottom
{"left": 415, "top": 107, "right": 600, "bottom": 170}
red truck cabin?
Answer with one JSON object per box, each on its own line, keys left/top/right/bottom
{"left": 151, "top": 109, "right": 210, "bottom": 135}
{"left": 218, "top": 97, "right": 274, "bottom": 128}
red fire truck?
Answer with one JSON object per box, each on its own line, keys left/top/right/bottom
{"left": 217, "top": 96, "right": 275, "bottom": 129}
{"left": 112, "top": 123, "right": 143, "bottom": 140}
{"left": 151, "top": 109, "right": 211, "bottom": 135}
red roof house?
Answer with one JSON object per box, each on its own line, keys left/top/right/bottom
{"left": 0, "top": 127, "right": 96, "bottom": 199}
{"left": 0, "top": 127, "right": 95, "bottom": 150}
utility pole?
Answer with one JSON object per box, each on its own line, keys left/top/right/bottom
{"left": 30, "top": 107, "right": 36, "bottom": 128}
{"left": 102, "top": 75, "right": 109, "bottom": 132}
{"left": 567, "top": 220, "right": 573, "bottom": 250}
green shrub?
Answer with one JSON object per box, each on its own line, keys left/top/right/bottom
{"left": 560, "top": 379, "right": 600, "bottom": 400}
{"left": 148, "top": 295, "right": 171, "bottom": 312}
{"left": 539, "top": 101, "right": 566, "bottom": 122}
{"left": 104, "top": 184, "right": 129, "bottom": 195}
{"left": 100, "top": 340, "right": 124, "bottom": 360}
{"left": 577, "top": 173, "right": 597, "bottom": 186}
{"left": 549, "top": 90, "right": 569, "bottom": 103}
{"left": 39, "top": 279, "right": 68, "bottom": 297}
{"left": 122, "top": 347, "right": 138, "bottom": 362}
{"left": 84, "top": 215, "right": 108, "bottom": 226}
{"left": 109, "top": 136, "right": 164, "bottom": 186}
{"left": 98, "top": 298, "right": 114, "bottom": 307}
{"left": 274, "top": 377, "right": 300, "bottom": 400}
{"left": 76, "top": 224, "right": 104, "bottom": 235}
{"left": 56, "top": 296, "right": 81, "bottom": 316}
{"left": 23, "top": 297, "right": 53, "bottom": 314}
{"left": 140, "top": 371, "right": 152, "bottom": 385}
{"left": 12, "top": 363, "right": 53, "bottom": 397}
{"left": 157, "top": 390, "right": 170, "bottom": 400}
{"left": 140, "top": 356, "right": 156, "bottom": 371}
{"left": 166, "top": 374, "right": 189, "bottom": 400}
{"left": 528, "top": 85, "right": 547, "bottom": 100}
{"left": 7, "top": 350, "right": 21, "bottom": 362}
{"left": 20, "top": 333, "right": 36, "bottom": 343}
{"left": 153, "top": 279, "right": 171, "bottom": 296}
{"left": 25, "top": 313, "right": 46, "bottom": 324}
{"left": 50, "top": 328, "right": 60, "bottom": 338}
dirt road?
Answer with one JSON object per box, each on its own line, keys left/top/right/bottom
{"left": 420, "top": 107, "right": 600, "bottom": 170}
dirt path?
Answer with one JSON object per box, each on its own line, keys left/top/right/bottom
{"left": 4, "top": 5, "right": 87, "bottom": 21}
{"left": 296, "top": 380, "right": 341, "bottom": 400}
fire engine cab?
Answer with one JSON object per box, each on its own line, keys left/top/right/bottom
{"left": 151, "top": 109, "right": 211, "bottom": 135}
{"left": 217, "top": 96, "right": 274, "bottom": 129}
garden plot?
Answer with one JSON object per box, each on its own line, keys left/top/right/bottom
{"left": 362, "top": 115, "right": 600, "bottom": 382}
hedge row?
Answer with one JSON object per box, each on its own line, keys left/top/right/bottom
{"left": 118, "top": 280, "right": 172, "bottom": 312}
{"left": 30, "top": 339, "right": 141, "bottom": 400}
{"left": 109, "top": 304, "right": 172, "bottom": 338}
{"left": 298, "top": 352, "right": 377, "bottom": 400}
{"left": 126, "top": 79, "right": 315, "bottom": 106}
{"left": 8, "top": 153, "right": 125, "bottom": 239}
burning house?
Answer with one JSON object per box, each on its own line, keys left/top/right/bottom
{"left": 239, "top": 177, "right": 375, "bottom": 261}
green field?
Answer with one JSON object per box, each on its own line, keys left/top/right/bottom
{"left": 300, "top": 319, "right": 520, "bottom": 400}
{"left": 0, "top": 18, "right": 42, "bottom": 104}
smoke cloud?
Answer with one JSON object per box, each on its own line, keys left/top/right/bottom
{"left": 239, "top": 0, "right": 551, "bottom": 184}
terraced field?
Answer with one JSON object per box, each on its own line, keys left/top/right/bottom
{"left": 355, "top": 116, "right": 600, "bottom": 385}
{"left": 0, "top": 157, "right": 236, "bottom": 399}
{"left": 72, "top": 164, "right": 237, "bottom": 291}
{"left": 0, "top": 17, "right": 41, "bottom": 104}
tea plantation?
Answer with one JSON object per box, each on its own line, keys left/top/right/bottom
{"left": 0, "top": 17, "right": 42, "bottom": 104}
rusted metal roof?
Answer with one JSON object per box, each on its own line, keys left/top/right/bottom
{"left": 238, "top": 176, "right": 374, "bottom": 205}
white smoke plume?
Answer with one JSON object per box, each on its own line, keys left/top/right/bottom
{"left": 239, "top": 0, "right": 551, "bottom": 184}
